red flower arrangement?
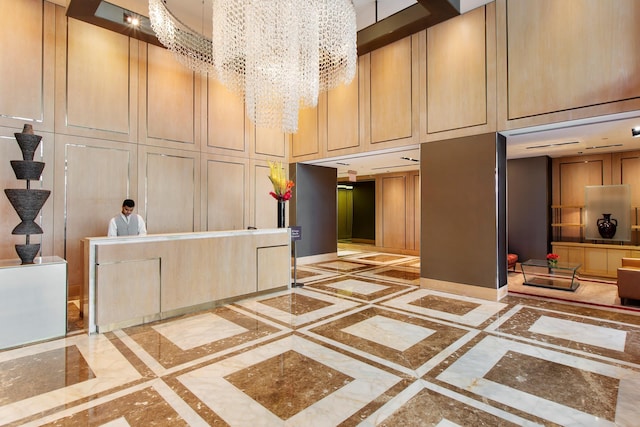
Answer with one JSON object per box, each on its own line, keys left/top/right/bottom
{"left": 546, "top": 253, "right": 559, "bottom": 261}
{"left": 267, "top": 161, "right": 294, "bottom": 201}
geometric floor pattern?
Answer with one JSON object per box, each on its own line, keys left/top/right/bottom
{"left": 2, "top": 251, "right": 640, "bottom": 426}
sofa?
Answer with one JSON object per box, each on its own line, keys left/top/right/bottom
{"left": 617, "top": 258, "right": 640, "bottom": 305}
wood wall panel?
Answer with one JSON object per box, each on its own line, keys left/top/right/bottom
{"left": 614, "top": 151, "right": 640, "bottom": 207}
{"left": 145, "top": 45, "right": 196, "bottom": 145}
{"left": 205, "top": 158, "right": 246, "bottom": 231}
{"left": 370, "top": 37, "right": 413, "bottom": 143}
{"left": 553, "top": 155, "right": 609, "bottom": 241}
{"left": 291, "top": 106, "right": 320, "bottom": 157}
{"left": 327, "top": 74, "right": 360, "bottom": 153}
{"left": 556, "top": 159, "right": 608, "bottom": 205}
{"left": 66, "top": 19, "right": 131, "bottom": 134}
{"left": 427, "top": 6, "right": 487, "bottom": 133}
{"left": 254, "top": 127, "right": 287, "bottom": 158}
{"left": 207, "top": 78, "right": 245, "bottom": 153}
{"left": 254, "top": 164, "right": 279, "bottom": 229}
{"left": 505, "top": 0, "right": 640, "bottom": 121}
{"left": 0, "top": 0, "right": 55, "bottom": 131}
{"left": 380, "top": 176, "right": 407, "bottom": 248}
{"left": 57, "top": 140, "right": 134, "bottom": 294}
{"left": 142, "top": 149, "right": 198, "bottom": 234}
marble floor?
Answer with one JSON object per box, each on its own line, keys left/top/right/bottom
{"left": 3, "top": 251, "right": 640, "bottom": 426}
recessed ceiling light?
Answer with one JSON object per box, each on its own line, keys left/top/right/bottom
{"left": 632, "top": 126, "right": 640, "bottom": 137}
{"left": 525, "top": 141, "right": 579, "bottom": 150}
{"left": 585, "top": 143, "right": 623, "bottom": 150}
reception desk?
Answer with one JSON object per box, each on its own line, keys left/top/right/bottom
{"left": 83, "top": 229, "right": 290, "bottom": 333}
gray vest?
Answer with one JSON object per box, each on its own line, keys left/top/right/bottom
{"left": 115, "top": 214, "right": 139, "bottom": 236}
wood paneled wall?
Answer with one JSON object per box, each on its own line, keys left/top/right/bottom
{"left": 497, "top": 0, "right": 640, "bottom": 130}
{"left": 2, "top": 0, "right": 640, "bottom": 297}
{"left": 0, "top": 1, "right": 288, "bottom": 297}
{"left": 553, "top": 151, "right": 640, "bottom": 243}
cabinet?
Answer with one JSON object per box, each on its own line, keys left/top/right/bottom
{"left": 551, "top": 242, "right": 636, "bottom": 279}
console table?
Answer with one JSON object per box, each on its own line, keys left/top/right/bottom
{"left": 520, "top": 259, "right": 581, "bottom": 292}
{"left": 0, "top": 256, "right": 67, "bottom": 349}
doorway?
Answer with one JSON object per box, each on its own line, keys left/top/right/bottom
{"left": 337, "top": 181, "right": 375, "bottom": 245}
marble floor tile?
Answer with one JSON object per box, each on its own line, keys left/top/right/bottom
{"left": 117, "top": 306, "right": 287, "bottom": 372}
{"left": 291, "top": 266, "right": 341, "bottom": 285}
{"left": 233, "top": 288, "right": 362, "bottom": 328}
{"left": 381, "top": 289, "right": 508, "bottom": 327}
{"left": 311, "top": 260, "right": 376, "bottom": 273}
{"left": 360, "top": 380, "right": 545, "bottom": 426}
{"left": 0, "top": 334, "right": 141, "bottom": 426}
{"left": 339, "top": 252, "right": 419, "bottom": 266}
{"left": 354, "top": 265, "right": 421, "bottom": 285}
{"left": 304, "top": 276, "right": 415, "bottom": 303}
{"left": 302, "top": 306, "right": 474, "bottom": 376}
{"left": 3, "top": 248, "right": 640, "bottom": 426}
{"left": 178, "top": 335, "right": 401, "bottom": 426}
{"left": 485, "top": 305, "right": 640, "bottom": 364}
{"left": 435, "top": 334, "right": 640, "bottom": 426}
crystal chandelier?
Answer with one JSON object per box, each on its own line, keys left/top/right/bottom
{"left": 149, "top": 0, "right": 357, "bottom": 134}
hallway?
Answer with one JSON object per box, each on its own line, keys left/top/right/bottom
{"left": 2, "top": 250, "right": 640, "bottom": 426}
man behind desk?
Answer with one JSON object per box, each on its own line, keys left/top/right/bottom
{"left": 107, "top": 199, "right": 147, "bottom": 237}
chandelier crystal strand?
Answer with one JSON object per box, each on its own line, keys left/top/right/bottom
{"left": 319, "top": 0, "right": 357, "bottom": 91}
{"left": 148, "top": 0, "right": 215, "bottom": 74}
{"left": 151, "top": 0, "right": 357, "bottom": 133}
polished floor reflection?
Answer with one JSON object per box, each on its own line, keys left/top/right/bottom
{"left": 2, "top": 250, "right": 640, "bottom": 426}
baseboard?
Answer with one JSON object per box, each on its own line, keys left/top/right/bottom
{"left": 420, "top": 277, "right": 508, "bottom": 302}
{"left": 297, "top": 252, "right": 338, "bottom": 265}
{"left": 351, "top": 238, "right": 375, "bottom": 244}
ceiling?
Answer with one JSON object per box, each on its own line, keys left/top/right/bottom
{"left": 59, "top": 0, "right": 640, "bottom": 178}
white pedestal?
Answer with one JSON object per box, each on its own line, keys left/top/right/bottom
{"left": 0, "top": 256, "right": 67, "bottom": 349}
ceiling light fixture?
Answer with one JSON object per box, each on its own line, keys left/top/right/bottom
{"left": 148, "top": 0, "right": 357, "bottom": 134}
{"left": 632, "top": 126, "right": 640, "bottom": 137}
{"left": 585, "top": 143, "right": 623, "bottom": 150}
{"left": 124, "top": 13, "right": 140, "bottom": 26}
{"left": 525, "top": 141, "right": 579, "bottom": 150}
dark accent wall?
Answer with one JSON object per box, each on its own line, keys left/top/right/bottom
{"left": 507, "top": 156, "right": 551, "bottom": 261}
{"left": 420, "top": 133, "right": 507, "bottom": 289}
{"left": 290, "top": 163, "right": 337, "bottom": 257}
{"left": 352, "top": 181, "right": 376, "bottom": 240}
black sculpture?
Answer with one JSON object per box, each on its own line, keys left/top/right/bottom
{"left": 4, "top": 124, "right": 51, "bottom": 263}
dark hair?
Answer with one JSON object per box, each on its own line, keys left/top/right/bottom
{"left": 122, "top": 199, "right": 135, "bottom": 208}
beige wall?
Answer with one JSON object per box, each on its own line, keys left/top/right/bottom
{"left": 1, "top": 0, "right": 640, "bottom": 297}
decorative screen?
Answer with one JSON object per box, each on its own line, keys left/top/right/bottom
{"left": 584, "top": 185, "right": 631, "bottom": 241}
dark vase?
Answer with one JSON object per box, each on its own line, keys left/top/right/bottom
{"left": 15, "top": 244, "right": 41, "bottom": 264}
{"left": 14, "top": 132, "right": 43, "bottom": 162}
{"left": 597, "top": 213, "right": 617, "bottom": 239}
{"left": 4, "top": 189, "right": 51, "bottom": 234}
{"left": 277, "top": 200, "right": 286, "bottom": 228}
